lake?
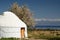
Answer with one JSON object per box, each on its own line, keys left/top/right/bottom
{"left": 35, "top": 25, "right": 60, "bottom": 30}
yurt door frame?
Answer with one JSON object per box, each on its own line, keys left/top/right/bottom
{"left": 21, "top": 27, "right": 25, "bottom": 38}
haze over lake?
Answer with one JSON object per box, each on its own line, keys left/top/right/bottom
{"left": 35, "top": 18, "right": 60, "bottom": 29}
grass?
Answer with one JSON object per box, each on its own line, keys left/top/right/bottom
{"left": 28, "top": 29, "right": 60, "bottom": 39}
{"left": 0, "top": 38, "right": 29, "bottom": 40}
{"left": 48, "top": 37, "right": 60, "bottom": 40}
{"left": 0, "top": 38, "right": 19, "bottom": 40}
{"left": 0, "top": 29, "right": 60, "bottom": 40}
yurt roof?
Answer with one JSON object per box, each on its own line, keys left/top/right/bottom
{"left": 0, "top": 11, "right": 27, "bottom": 27}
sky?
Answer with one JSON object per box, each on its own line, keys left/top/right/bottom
{"left": 0, "top": 0, "right": 60, "bottom": 19}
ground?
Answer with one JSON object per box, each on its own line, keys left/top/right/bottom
{"left": 0, "top": 29, "right": 60, "bottom": 40}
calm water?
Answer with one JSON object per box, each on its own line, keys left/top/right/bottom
{"left": 35, "top": 25, "right": 60, "bottom": 29}
{"left": 35, "top": 21, "right": 60, "bottom": 30}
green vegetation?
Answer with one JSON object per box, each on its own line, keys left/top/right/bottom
{"left": 0, "top": 38, "right": 28, "bottom": 40}
{"left": 0, "top": 38, "right": 19, "bottom": 40}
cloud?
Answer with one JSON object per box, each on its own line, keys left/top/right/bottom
{"left": 35, "top": 18, "right": 60, "bottom": 21}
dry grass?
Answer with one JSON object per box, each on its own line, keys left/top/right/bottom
{"left": 0, "top": 29, "right": 60, "bottom": 40}
{"left": 28, "top": 29, "right": 60, "bottom": 39}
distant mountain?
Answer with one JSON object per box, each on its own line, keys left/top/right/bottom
{"left": 35, "top": 18, "right": 60, "bottom": 26}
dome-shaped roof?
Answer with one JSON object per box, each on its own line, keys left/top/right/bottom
{"left": 0, "top": 11, "right": 27, "bottom": 27}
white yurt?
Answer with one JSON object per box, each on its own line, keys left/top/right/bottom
{"left": 0, "top": 11, "right": 28, "bottom": 38}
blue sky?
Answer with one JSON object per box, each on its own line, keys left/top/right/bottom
{"left": 0, "top": 0, "right": 60, "bottom": 19}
